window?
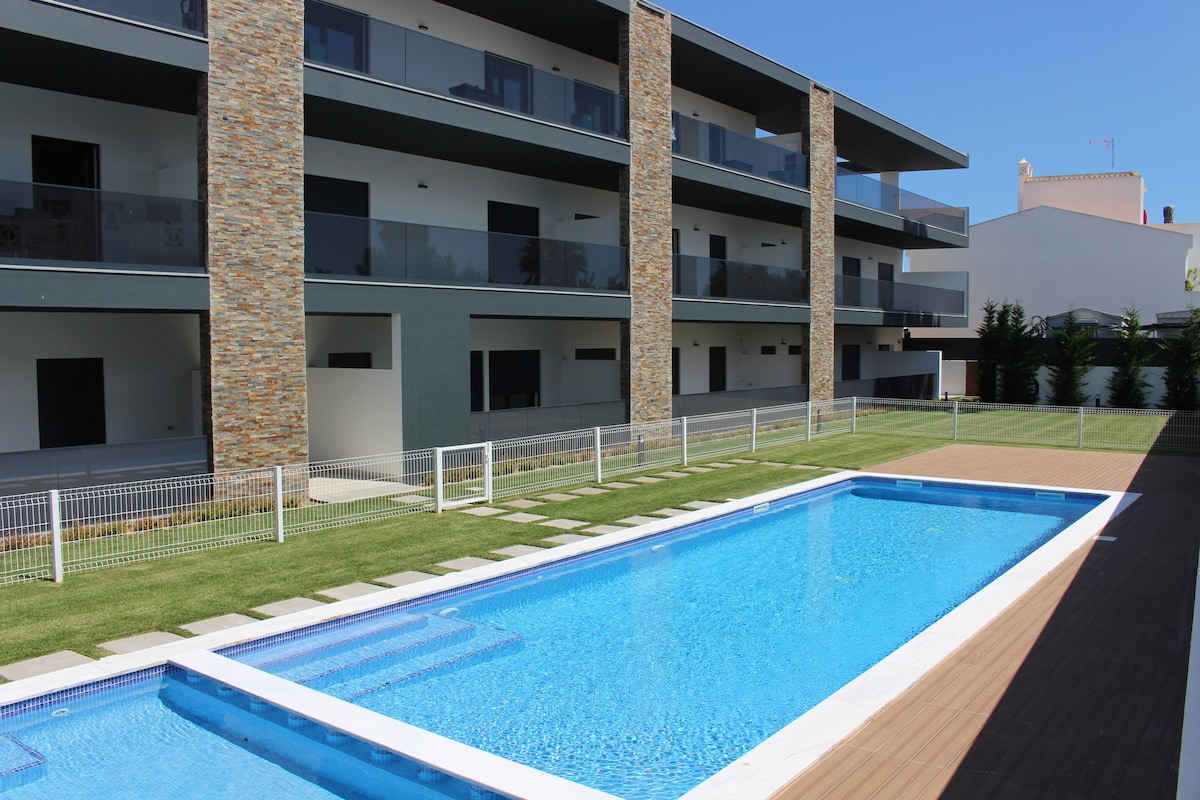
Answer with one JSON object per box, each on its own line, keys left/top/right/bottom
{"left": 470, "top": 351, "right": 484, "bottom": 413}
{"left": 841, "top": 256, "right": 862, "bottom": 306}
{"left": 488, "top": 201, "right": 540, "bottom": 286}
{"left": 708, "top": 346, "right": 726, "bottom": 392}
{"left": 841, "top": 344, "right": 861, "bottom": 382}
{"left": 788, "top": 344, "right": 803, "bottom": 356}
{"left": 304, "top": 175, "right": 370, "bottom": 276}
{"left": 304, "top": 1, "right": 367, "bottom": 72}
{"left": 489, "top": 350, "right": 540, "bottom": 410}
{"left": 760, "top": 345, "right": 776, "bottom": 355}
{"left": 485, "top": 54, "right": 531, "bottom": 113}
{"left": 327, "top": 352, "right": 372, "bottom": 368}
{"left": 37, "top": 358, "right": 105, "bottom": 448}
{"left": 575, "top": 348, "right": 616, "bottom": 360}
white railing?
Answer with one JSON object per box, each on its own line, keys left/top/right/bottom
{"left": 4, "top": 397, "right": 1199, "bottom": 585}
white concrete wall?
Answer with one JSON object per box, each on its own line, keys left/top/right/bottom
{"left": 834, "top": 327, "right": 910, "bottom": 381}
{"left": 1019, "top": 172, "right": 1144, "bottom": 224}
{"left": 908, "top": 206, "right": 1195, "bottom": 336}
{"left": 671, "top": 86, "right": 757, "bottom": 135}
{"left": 0, "top": 312, "right": 201, "bottom": 453}
{"left": 672, "top": 322, "right": 806, "bottom": 395}
{"left": 1151, "top": 221, "right": 1200, "bottom": 279}
{"left": 305, "top": 138, "right": 620, "bottom": 243}
{"left": 673, "top": 206, "right": 804, "bottom": 267}
{"left": 1035, "top": 365, "right": 1168, "bottom": 408}
{"left": 307, "top": 367, "right": 405, "bottom": 460}
{"left": 940, "top": 358, "right": 967, "bottom": 396}
{"left": 306, "top": 315, "right": 393, "bottom": 369}
{"left": 834, "top": 237, "right": 904, "bottom": 282}
{"left": 0, "top": 82, "right": 197, "bottom": 198}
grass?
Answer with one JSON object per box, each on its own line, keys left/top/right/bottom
{"left": 0, "top": 433, "right": 941, "bottom": 669}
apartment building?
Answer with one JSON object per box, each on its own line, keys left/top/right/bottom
{"left": 0, "top": 0, "right": 969, "bottom": 487}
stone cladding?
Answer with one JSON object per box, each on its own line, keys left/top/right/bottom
{"left": 805, "top": 82, "right": 836, "bottom": 401}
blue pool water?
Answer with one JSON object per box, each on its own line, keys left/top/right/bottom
{"left": 0, "top": 477, "right": 1103, "bottom": 800}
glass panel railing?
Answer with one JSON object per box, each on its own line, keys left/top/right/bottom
{"left": 673, "top": 255, "right": 808, "bottom": 303}
{"left": 0, "top": 179, "right": 203, "bottom": 269}
{"left": 305, "top": 0, "right": 627, "bottom": 139}
{"left": 836, "top": 275, "right": 965, "bottom": 315}
{"left": 56, "top": 0, "right": 206, "bottom": 34}
{"left": 671, "top": 114, "right": 807, "bottom": 188}
{"left": 305, "top": 212, "right": 628, "bottom": 291}
{"left": 835, "top": 168, "right": 967, "bottom": 234}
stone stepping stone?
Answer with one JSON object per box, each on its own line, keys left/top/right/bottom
{"left": 458, "top": 506, "right": 506, "bottom": 517}
{"left": 99, "top": 631, "right": 186, "bottom": 655}
{"left": 583, "top": 524, "right": 626, "bottom": 534}
{"left": 729, "top": 458, "right": 757, "bottom": 464}
{"left": 538, "top": 493, "right": 579, "bottom": 502}
{"left": 630, "top": 476, "right": 664, "bottom": 484}
{"left": 375, "top": 571, "right": 438, "bottom": 587}
{"left": 499, "top": 512, "right": 549, "bottom": 523}
{"left": 391, "top": 494, "right": 432, "bottom": 505}
{"left": 706, "top": 462, "right": 735, "bottom": 468}
{"left": 601, "top": 481, "right": 637, "bottom": 489}
{"left": 617, "top": 515, "right": 662, "bottom": 526}
{"left": 649, "top": 508, "right": 689, "bottom": 517}
{"left": 181, "top": 613, "right": 258, "bottom": 636}
{"left": 492, "top": 544, "right": 545, "bottom": 558}
{"left": 681, "top": 466, "right": 714, "bottom": 473}
{"left": 569, "top": 487, "right": 610, "bottom": 496}
{"left": 656, "top": 471, "right": 690, "bottom": 478}
{"left": 790, "top": 464, "right": 823, "bottom": 470}
{"left": 503, "top": 499, "right": 545, "bottom": 509}
{"left": 438, "top": 556, "right": 496, "bottom": 571}
{"left": 253, "top": 597, "right": 327, "bottom": 617}
{"left": 682, "top": 500, "right": 721, "bottom": 509}
{"left": 539, "top": 518, "right": 589, "bottom": 530}
{"left": 316, "top": 582, "right": 384, "bottom": 601}
{"left": 543, "top": 533, "right": 591, "bottom": 545}
{"left": 0, "top": 651, "right": 94, "bottom": 682}
{"left": 758, "top": 461, "right": 788, "bottom": 467}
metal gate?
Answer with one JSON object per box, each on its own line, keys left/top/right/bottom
{"left": 433, "top": 442, "right": 492, "bottom": 512}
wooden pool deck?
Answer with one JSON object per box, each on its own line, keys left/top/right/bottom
{"left": 773, "top": 444, "right": 1198, "bottom": 800}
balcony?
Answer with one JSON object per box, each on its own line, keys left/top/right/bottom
{"left": 673, "top": 255, "right": 808, "bottom": 304}
{"left": 304, "top": 0, "right": 626, "bottom": 139}
{"left": 835, "top": 168, "right": 966, "bottom": 235}
{"left": 672, "top": 114, "right": 807, "bottom": 189}
{"left": 0, "top": 180, "right": 203, "bottom": 270}
{"left": 305, "top": 212, "right": 628, "bottom": 291}
{"left": 54, "top": 0, "right": 206, "bottom": 34}
{"left": 836, "top": 274, "right": 965, "bottom": 316}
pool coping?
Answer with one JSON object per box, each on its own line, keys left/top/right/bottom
{"left": 0, "top": 471, "right": 1135, "bottom": 800}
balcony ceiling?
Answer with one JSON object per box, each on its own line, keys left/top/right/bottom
{"left": 432, "top": 0, "right": 625, "bottom": 63}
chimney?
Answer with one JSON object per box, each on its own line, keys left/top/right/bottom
{"left": 1164, "top": 205, "right": 1176, "bottom": 224}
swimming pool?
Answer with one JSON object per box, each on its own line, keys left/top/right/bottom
{"left": 0, "top": 472, "right": 1128, "bottom": 800}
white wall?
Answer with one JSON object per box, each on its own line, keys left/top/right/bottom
{"left": 834, "top": 237, "right": 904, "bottom": 282}
{"left": 671, "top": 86, "right": 757, "bottom": 135}
{"left": 834, "top": 327, "right": 909, "bottom": 381}
{"left": 0, "top": 82, "right": 197, "bottom": 198}
{"left": 1019, "top": 172, "right": 1144, "bottom": 225}
{"left": 305, "top": 138, "right": 619, "bottom": 243}
{"left": 306, "top": 315, "right": 393, "bottom": 369}
{"left": 672, "top": 322, "right": 806, "bottom": 394}
{"left": 0, "top": 312, "right": 201, "bottom": 453}
{"left": 908, "top": 205, "right": 1196, "bottom": 336}
{"left": 307, "top": 367, "right": 404, "bottom": 460}
{"left": 673, "top": 206, "right": 804, "bottom": 267}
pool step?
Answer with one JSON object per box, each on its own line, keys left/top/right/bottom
{"left": 0, "top": 734, "right": 46, "bottom": 791}
{"left": 228, "top": 610, "right": 428, "bottom": 672}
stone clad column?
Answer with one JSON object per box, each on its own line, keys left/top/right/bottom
{"left": 619, "top": 1, "right": 673, "bottom": 423}
{"left": 805, "top": 81, "right": 835, "bottom": 401}
{"left": 201, "top": 0, "right": 309, "bottom": 471}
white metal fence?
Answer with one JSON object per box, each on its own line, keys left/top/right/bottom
{"left": 3, "top": 396, "right": 1196, "bottom": 585}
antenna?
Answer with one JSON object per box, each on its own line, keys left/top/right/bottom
{"left": 1089, "top": 135, "right": 1115, "bottom": 172}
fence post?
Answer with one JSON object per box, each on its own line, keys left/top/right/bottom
{"left": 49, "top": 488, "right": 63, "bottom": 583}
{"left": 806, "top": 402, "right": 813, "bottom": 442}
{"left": 1077, "top": 406, "right": 1085, "bottom": 448}
{"left": 273, "top": 466, "right": 285, "bottom": 543}
{"left": 680, "top": 417, "right": 689, "bottom": 466}
{"left": 851, "top": 397, "right": 857, "bottom": 434}
{"left": 750, "top": 408, "right": 758, "bottom": 452}
{"left": 483, "top": 441, "right": 494, "bottom": 503}
{"left": 434, "top": 447, "right": 445, "bottom": 513}
{"left": 952, "top": 401, "right": 959, "bottom": 441}
{"left": 593, "top": 427, "right": 603, "bottom": 484}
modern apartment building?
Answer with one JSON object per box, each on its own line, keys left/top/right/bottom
{"left": 0, "top": 0, "right": 969, "bottom": 486}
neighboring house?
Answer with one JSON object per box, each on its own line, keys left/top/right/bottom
{"left": 0, "top": 0, "right": 969, "bottom": 488}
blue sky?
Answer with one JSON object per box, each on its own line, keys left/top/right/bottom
{"left": 666, "top": 0, "right": 1200, "bottom": 226}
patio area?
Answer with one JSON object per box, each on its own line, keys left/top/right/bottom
{"left": 776, "top": 444, "right": 1198, "bottom": 799}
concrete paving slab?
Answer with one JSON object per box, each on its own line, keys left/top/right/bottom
{"left": 729, "top": 458, "right": 758, "bottom": 464}
{"left": 601, "top": 481, "right": 638, "bottom": 488}
{"left": 438, "top": 556, "right": 496, "bottom": 571}
{"left": 316, "top": 582, "right": 385, "bottom": 601}
{"left": 99, "top": 631, "right": 186, "bottom": 654}
{"left": 542, "top": 534, "right": 592, "bottom": 544}
{"left": 617, "top": 515, "right": 662, "bottom": 526}
{"left": 649, "top": 508, "right": 689, "bottom": 517}
{"left": 539, "top": 518, "right": 589, "bottom": 530}
{"left": 309, "top": 477, "right": 423, "bottom": 503}
{"left": 657, "top": 471, "right": 690, "bottom": 478}
{"left": 682, "top": 466, "right": 714, "bottom": 473}
{"left": 503, "top": 499, "right": 545, "bottom": 509}
{"left": 569, "top": 487, "right": 610, "bottom": 496}
{"left": 180, "top": 613, "right": 258, "bottom": 636}
{"left": 538, "top": 493, "right": 579, "bottom": 502}
{"left": 790, "top": 464, "right": 823, "bottom": 470}
{"left": 391, "top": 494, "right": 432, "bottom": 505}
{"left": 492, "top": 544, "right": 545, "bottom": 558}
{"left": 583, "top": 525, "right": 626, "bottom": 534}
{"left": 375, "top": 571, "right": 439, "bottom": 587}
{"left": 0, "top": 651, "right": 94, "bottom": 682}
{"left": 252, "top": 597, "right": 327, "bottom": 617}
{"left": 499, "top": 512, "right": 549, "bottom": 523}
{"left": 758, "top": 461, "right": 788, "bottom": 467}
{"left": 682, "top": 500, "right": 722, "bottom": 509}
{"left": 458, "top": 506, "right": 506, "bottom": 516}
{"left": 706, "top": 462, "right": 735, "bottom": 468}
{"left": 630, "top": 476, "right": 664, "bottom": 484}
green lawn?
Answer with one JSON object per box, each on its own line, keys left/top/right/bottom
{"left": 0, "top": 433, "right": 941, "bottom": 668}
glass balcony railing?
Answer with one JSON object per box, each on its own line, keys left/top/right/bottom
{"left": 0, "top": 179, "right": 203, "bottom": 269}
{"left": 304, "top": 0, "right": 627, "bottom": 139}
{"left": 55, "top": 0, "right": 206, "bottom": 34}
{"left": 836, "top": 275, "right": 965, "bottom": 315}
{"left": 671, "top": 114, "right": 807, "bottom": 188}
{"left": 305, "top": 212, "right": 628, "bottom": 291}
{"left": 673, "top": 255, "right": 809, "bottom": 303}
{"left": 835, "top": 168, "right": 967, "bottom": 234}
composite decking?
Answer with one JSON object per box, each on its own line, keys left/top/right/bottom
{"left": 774, "top": 444, "right": 1198, "bottom": 800}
